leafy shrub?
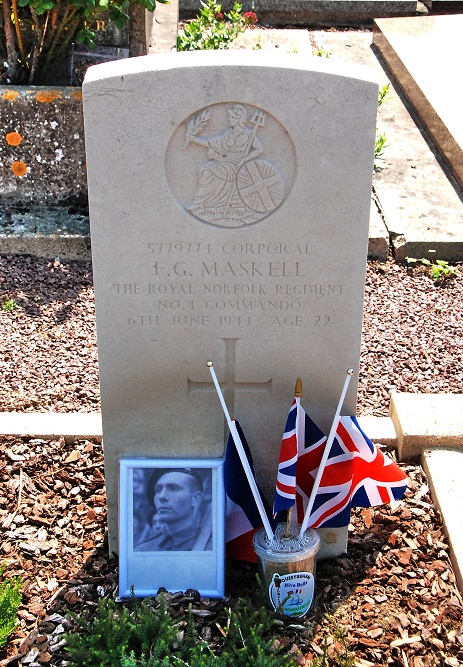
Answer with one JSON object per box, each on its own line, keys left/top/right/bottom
{"left": 177, "top": 0, "right": 257, "bottom": 52}
{"left": 1, "top": 0, "right": 166, "bottom": 85}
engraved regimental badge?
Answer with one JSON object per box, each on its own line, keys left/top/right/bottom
{"left": 166, "top": 103, "right": 296, "bottom": 228}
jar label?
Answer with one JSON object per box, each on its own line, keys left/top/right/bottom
{"left": 268, "top": 571, "right": 315, "bottom": 617}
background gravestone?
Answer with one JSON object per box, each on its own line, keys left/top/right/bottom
{"left": 83, "top": 51, "right": 378, "bottom": 557}
{"left": 62, "top": 6, "right": 150, "bottom": 84}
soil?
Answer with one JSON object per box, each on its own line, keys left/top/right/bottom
{"left": 0, "top": 254, "right": 462, "bottom": 667}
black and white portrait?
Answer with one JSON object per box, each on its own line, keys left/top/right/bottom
{"left": 133, "top": 467, "right": 213, "bottom": 552}
{"left": 119, "top": 458, "right": 224, "bottom": 598}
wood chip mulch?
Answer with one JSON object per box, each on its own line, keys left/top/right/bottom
{"left": 0, "top": 435, "right": 461, "bottom": 667}
{"left": 1, "top": 256, "right": 462, "bottom": 417}
{"left": 0, "top": 256, "right": 98, "bottom": 414}
{"left": 0, "top": 256, "right": 462, "bottom": 666}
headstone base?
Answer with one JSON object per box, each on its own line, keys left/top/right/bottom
{"left": 317, "top": 526, "right": 348, "bottom": 559}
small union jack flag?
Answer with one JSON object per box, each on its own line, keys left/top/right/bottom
{"left": 273, "top": 398, "right": 301, "bottom": 516}
{"left": 295, "top": 415, "right": 408, "bottom": 528}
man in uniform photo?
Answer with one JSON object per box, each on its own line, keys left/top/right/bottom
{"left": 134, "top": 468, "right": 212, "bottom": 551}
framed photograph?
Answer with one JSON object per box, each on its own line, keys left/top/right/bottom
{"left": 119, "top": 458, "right": 225, "bottom": 598}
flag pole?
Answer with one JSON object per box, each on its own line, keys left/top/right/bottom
{"left": 299, "top": 369, "right": 354, "bottom": 537}
{"left": 207, "top": 361, "right": 274, "bottom": 541}
{"left": 284, "top": 377, "right": 303, "bottom": 537}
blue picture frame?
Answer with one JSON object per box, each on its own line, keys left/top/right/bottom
{"left": 119, "top": 458, "right": 225, "bottom": 598}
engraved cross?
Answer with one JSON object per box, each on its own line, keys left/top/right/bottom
{"left": 187, "top": 337, "right": 272, "bottom": 420}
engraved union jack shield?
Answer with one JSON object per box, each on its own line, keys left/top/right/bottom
{"left": 237, "top": 159, "right": 285, "bottom": 214}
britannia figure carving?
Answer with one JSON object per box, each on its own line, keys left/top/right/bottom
{"left": 183, "top": 104, "right": 285, "bottom": 227}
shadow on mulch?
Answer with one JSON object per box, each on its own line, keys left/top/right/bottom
{"left": 0, "top": 257, "right": 99, "bottom": 413}
{"left": 0, "top": 256, "right": 93, "bottom": 322}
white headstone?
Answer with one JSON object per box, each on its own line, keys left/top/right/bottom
{"left": 83, "top": 51, "right": 378, "bottom": 558}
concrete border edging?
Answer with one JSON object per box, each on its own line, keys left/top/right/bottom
{"left": 389, "top": 392, "right": 463, "bottom": 460}
{"left": 422, "top": 448, "right": 463, "bottom": 594}
{"left": 0, "top": 412, "right": 102, "bottom": 443}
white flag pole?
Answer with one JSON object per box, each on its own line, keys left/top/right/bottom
{"left": 299, "top": 369, "right": 354, "bottom": 537}
{"left": 207, "top": 361, "right": 274, "bottom": 541}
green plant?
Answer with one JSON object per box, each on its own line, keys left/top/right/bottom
{"left": 377, "top": 83, "right": 390, "bottom": 108}
{"left": 314, "top": 46, "right": 331, "bottom": 58}
{"left": 177, "top": 0, "right": 257, "bottom": 52}
{"left": 65, "top": 594, "right": 296, "bottom": 667}
{"left": 374, "top": 84, "right": 390, "bottom": 171}
{"left": 406, "top": 256, "right": 459, "bottom": 282}
{"left": 0, "top": 564, "right": 22, "bottom": 647}
{"left": 374, "top": 132, "right": 388, "bottom": 164}
{"left": 65, "top": 595, "right": 177, "bottom": 666}
{"left": 1, "top": 299, "right": 19, "bottom": 311}
{"left": 311, "top": 622, "right": 355, "bottom": 667}
{"left": 0, "top": 0, "right": 166, "bottom": 85}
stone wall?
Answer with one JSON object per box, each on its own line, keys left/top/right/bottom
{"left": 1, "top": 87, "right": 87, "bottom": 207}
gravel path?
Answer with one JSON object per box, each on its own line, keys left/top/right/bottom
{"left": 0, "top": 255, "right": 462, "bottom": 417}
{"left": 359, "top": 261, "right": 462, "bottom": 415}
